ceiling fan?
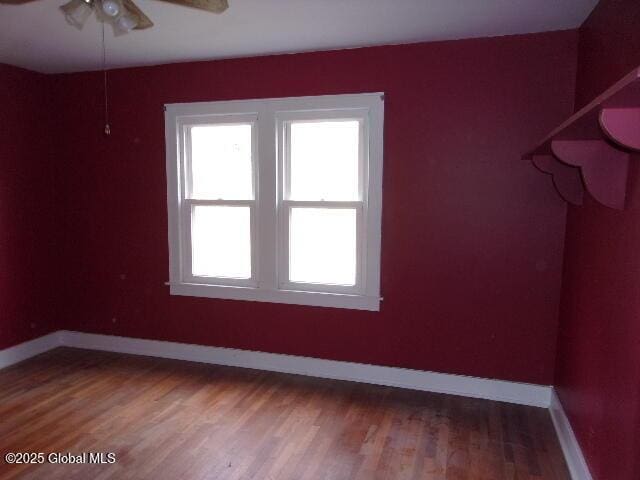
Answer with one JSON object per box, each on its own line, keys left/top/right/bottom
{"left": 0, "top": 0, "right": 228, "bottom": 34}
{"left": 0, "top": 0, "right": 228, "bottom": 135}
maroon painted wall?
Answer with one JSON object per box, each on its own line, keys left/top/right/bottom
{"left": 49, "top": 31, "right": 578, "bottom": 384}
{"left": 0, "top": 65, "right": 59, "bottom": 349}
{"left": 554, "top": 1, "right": 640, "bottom": 479}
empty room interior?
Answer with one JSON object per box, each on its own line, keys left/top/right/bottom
{"left": 1, "top": 0, "right": 639, "bottom": 479}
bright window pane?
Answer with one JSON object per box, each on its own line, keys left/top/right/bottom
{"left": 289, "top": 208, "right": 356, "bottom": 285}
{"left": 191, "top": 206, "right": 251, "bottom": 279}
{"left": 190, "top": 124, "right": 253, "bottom": 200}
{"left": 289, "top": 121, "right": 360, "bottom": 201}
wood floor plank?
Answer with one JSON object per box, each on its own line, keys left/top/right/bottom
{"left": 0, "top": 348, "right": 570, "bottom": 480}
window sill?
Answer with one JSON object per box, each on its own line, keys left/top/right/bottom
{"left": 168, "top": 282, "right": 380, "bottom": 311}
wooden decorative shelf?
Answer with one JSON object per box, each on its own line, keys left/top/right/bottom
{"left": 524, "top": 67, "right": 640, "bottom": 210}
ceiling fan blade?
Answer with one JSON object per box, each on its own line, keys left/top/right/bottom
{"left": 154, "top": 0, "right": 228, "bottom": 14}
{"left": 122, "top": 0, "right": 154, "bottom": 29}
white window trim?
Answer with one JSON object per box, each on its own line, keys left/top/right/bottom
{"left": 164, "top": 93, "right": 384, "bottom": 311}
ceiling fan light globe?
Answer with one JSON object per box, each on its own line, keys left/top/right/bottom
{"left": 101, "top": 0, "right": 120, "bottom": 17}
{"left": 115, "top": 14, "right": 138, "bottom": 33}
{"left": 60, "top": 0, "right": 93, "bottom": 30}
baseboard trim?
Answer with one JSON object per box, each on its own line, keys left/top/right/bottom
{"left": 550, "top": 389, "right": 594, "bottom": 480}
{"left": 0, "top": 330, "right": 552, "bottom": 407}
{"left": 0, "top": 332, "right": 63, "bottom": 370}
{"left": 56, "top": 330, "right": 551, "bottom": 408}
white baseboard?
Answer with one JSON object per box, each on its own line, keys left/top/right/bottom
{"left": 550, "top": 389, "right": 594, "bottom": 480}
{"left": 0, "top": 332, "right": 63, "bottom": 370}
{"left": 0, "top": 330, "right": 552, "bottom": 407}
{"left": 57, "top": 330, "right": 552, "bottom": 408}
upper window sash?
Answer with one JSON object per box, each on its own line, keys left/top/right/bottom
{"left": 178, "top": 113, "right": 258, "bottom": 201}
{"left": 276, "top": 110, "right": 369, "bottom": 203}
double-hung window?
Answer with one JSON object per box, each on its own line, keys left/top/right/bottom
{"left": 165, "top": 93, "right": 384, "bottom": 310}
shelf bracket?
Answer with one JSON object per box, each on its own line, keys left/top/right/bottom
{"left": 524, "top": 66, "right": 640, "bottom": 209}
{"left": 551, "top": 139, "right": 629, "bottom": 210}
{"left": 531, "top": 154, "right": 584, "bottom": 206}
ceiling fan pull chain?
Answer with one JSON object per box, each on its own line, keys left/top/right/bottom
{"left": 102, "top": 21, "right": 111, "bottom": 136}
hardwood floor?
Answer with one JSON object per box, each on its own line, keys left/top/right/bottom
{"left": 0, "top": 348, "right": 569, "bottom": 480}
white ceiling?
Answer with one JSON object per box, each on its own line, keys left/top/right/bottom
{"left": 0, "top": 0, "right": 598, "bottom": 74}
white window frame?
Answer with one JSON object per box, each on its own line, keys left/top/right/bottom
{"left": 164, "top": 93, "right": 384, "bottom": 311}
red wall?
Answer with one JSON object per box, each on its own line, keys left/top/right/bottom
{"left": 554, "top": 1, "right": 640, "bottom": 479}
{"left": 0, "top": 64, "right": 59, "bottom": 349}
{"left": 49, "top": 31, "right": 578, "bottom": 384}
